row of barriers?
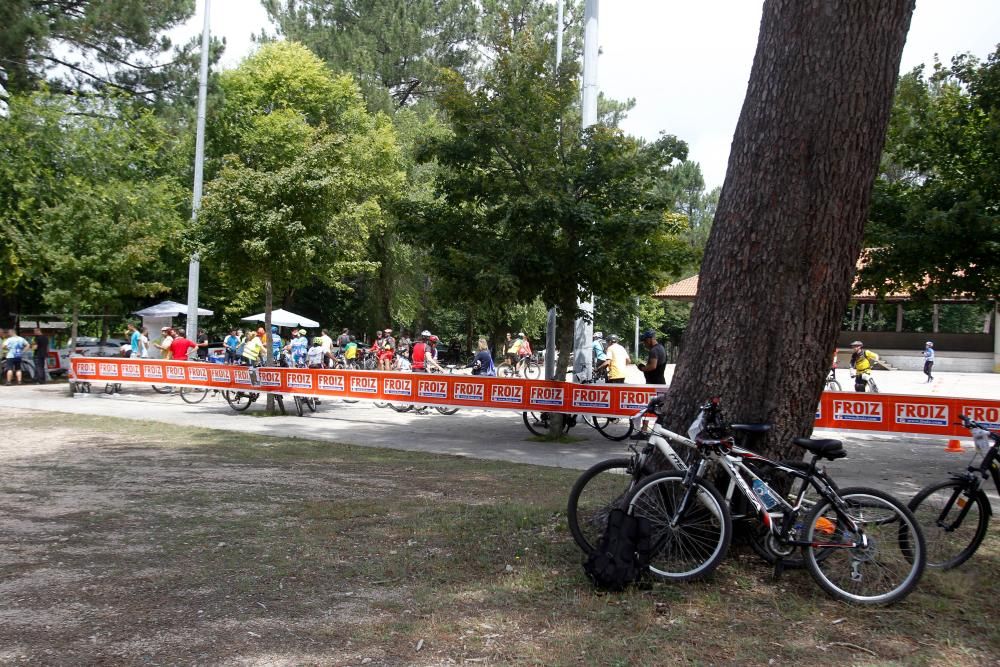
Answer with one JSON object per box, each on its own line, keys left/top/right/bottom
{"left": 70, "top": 357, "right": 1000, "bottom": 437}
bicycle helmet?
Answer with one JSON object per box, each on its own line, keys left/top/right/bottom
{"left": 517, "top": 332, "right": 525, "bottom": 338}
{"left": 312, "top": 337, "right": 323, "bottom": 344}
{"left": 608, "top": 334, "right": 619, "bottom": 343}
{"left": 851, "top": 340, "right": 863, "bottom": 347}
{"left": 429, "top": 335, "right": 439, "bottom": 343}
{"left": 593, "top": 331, "right": 603, "bottom": 339}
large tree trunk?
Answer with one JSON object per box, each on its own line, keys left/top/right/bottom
{"left": 664, "top": 0, "right": 914, "bottom": 459}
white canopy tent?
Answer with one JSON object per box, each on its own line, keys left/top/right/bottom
{"left": 133, "top": 300, "right": 214, "bottom": 318}
{"left": 241, "top": 309, "right": 320, "bottom": 329}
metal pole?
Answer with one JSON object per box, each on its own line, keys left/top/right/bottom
{"left": 545, "top": 0, "right": 564, "bottom": 382}
{"left": 573, "top": 0, "right": 598, "bottom": 381}
{"left": 186, "top": 0, "right": 211, "bottom": 341}
{"left": 634, "top": 297, "right": 640, "bottom": 359}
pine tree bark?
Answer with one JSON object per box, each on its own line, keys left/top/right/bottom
{"left": 664, "top": 0, "right": 915, "bottom": 459}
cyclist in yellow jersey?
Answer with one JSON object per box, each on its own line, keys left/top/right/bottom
{"left": 849, "top": 340, "right": 879, "bottom": 392}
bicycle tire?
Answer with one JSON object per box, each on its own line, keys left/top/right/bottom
{"left": 180, "top": 386, "right": 209, "bottom": 404}
{"left": 522, "top": 412, "right": 571, "bottom": 437}
{"left": 804, "top": 487, "right": 925, "bottom": 605}
{"left": 389, "top": 403, "right": 414, "bottom": 413}
{"left": 825, "top": 379, "right": 842, "bottom": 391}
{"left": 151, "top": 384, "right": 172, "bottom": 394}
{"left": 867, "top": 378, "right": 879, "bottom": 393}
{"left": 908, "top": 479, "right": 989, "bottom": 570}
{"left": 593, "top": 416, "right": 635, "bottom": 442}
{"left": 625, "top": 471, "right": 732, "bottom": 582}
{"left": 373, "top": 401, "right": 390, "bottom": 409}
{"left": 293, "top": 396, "right": 304, "bottom": 417}
{"left": 567, "top": 457, "right": 636, "bottom": 555}
{"left": 305, "top": 397, "right": 317, "bottom": 413}
{"left": 435, "top": 406, "right": 459, "bottom": 415}
{"left": 523, "top": 361, "right": 541, "bottom": 380}
{"left": 223, "top": 390, "right": 255, "bottom": 412}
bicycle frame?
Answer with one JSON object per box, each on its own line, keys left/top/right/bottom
{"left": 935, "top": 419, "right": 1000, "bottom": 530}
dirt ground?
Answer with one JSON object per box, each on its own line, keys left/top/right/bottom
{"left": 2, "top": 408, "right": 998, "bottom": 667}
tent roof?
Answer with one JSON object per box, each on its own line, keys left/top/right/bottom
{"left": 133, "top": 300, "right": 213, "bottom": 317}
{"left": 241, "top": 308, "right": 320, "bottom": 328}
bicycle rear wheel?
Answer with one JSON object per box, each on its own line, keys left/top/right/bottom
{"left": 151, "top": 384, "right": 172, "bottom": 394}
{"left": 223, "top": 390, "right": 255, "bottom": 412}
{"left": 522, "top": 412, "right": 571, "bottom": 436}
{"left": 592, "top": 416, "right": 635, "bottom": 442}
{"left": 304, "top": 397, "right": 317, "bottom": 412}
{"left": 804, "top": 487, "right": 925, "bottom": 605}
{"left": 825, "top": 379, "right": 841, "bottom": 391}
{"left": 389, "top": 403, "right": 414, "bottom": 413}
{"left": 867, "top": 377, "right": 879, "bottom": 393}
{"left": 180, "top": 386, "right": 209, "bottom": 404}
{"left": 908, "top": 480, "right": 989, "bottom": 570}
{"left": 435, "top": 406, "right": 459, "bottom": 415}
{"left": 625, "top": 471, "right": 732, "bottom": 582}
{"left": 567, "top": 457, "right": 636, "bottom": 554}
{"left": 522, "top": 361, "right": 541, "bottom": 379}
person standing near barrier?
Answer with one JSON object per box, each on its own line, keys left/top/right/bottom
{"left": 32, "top": 328, "right": 50, "bottom": 384}
{"left": 637, "top": 330, "right": 666, "bottom": 385}
{"left": 2, "top": 328, "right": 29, "bottom": 385}
{"left": 849, "top": 340, "right": 879, "bottom": 392}
{"left": 170, "top": 331, "right": 198, "bottom": 361}
{"left": 127, "top": 324, "right": 141, "bottom": 358}
{"left": 605, "top": 334, "right": 630, "bottom": 384}
{"left": 224, "top": 329, "right": 240, "bottom": 364}
{"left": 471, "top": 338, "right": 496, "bottom": 376}
{"left": 923, "top": 341, "right": 935, "bottom": 382}
{"left": 156, "top": 327, "right": 174, "bottom": 359}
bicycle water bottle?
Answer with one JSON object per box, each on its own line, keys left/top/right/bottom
{"left": 752, "top": 479, "right": 779, "bottom": 510}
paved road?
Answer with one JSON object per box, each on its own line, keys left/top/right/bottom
{"left": 2, "top": 380, "right": 997, "bottom": 510}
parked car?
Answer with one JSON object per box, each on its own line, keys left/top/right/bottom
{"left": 65, "top": 337, "right": 128, "bottom": 357}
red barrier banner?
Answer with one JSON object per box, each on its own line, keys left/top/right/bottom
{"left": 71, "top": 357, "right": 1000, "bottom": 436}
{"left": 70, "top": 357, "right": 660, "bottom": 417}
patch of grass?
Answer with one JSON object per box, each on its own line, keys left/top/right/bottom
{"left": 1, "top": 410, "right": 998, "bottom": 666}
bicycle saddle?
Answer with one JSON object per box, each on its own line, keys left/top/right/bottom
{"left": 792, "top": 437, "right": 846, "bottom": 460}
{"left": 731, "top": 423, "right": 771, "bottom": 434}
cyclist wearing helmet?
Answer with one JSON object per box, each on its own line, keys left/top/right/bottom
{"left": 411, "top": 330, "right": 431, "bottom": 371}
{"left": 592, "top": 331, "right": 609, "bottom": 375}
{"left": 306, "top": 337, "right": 328, "bottom": 368}
{"left": 425, "top": 335, "right": 443, "bottom": 372}
{"left": 606, "top": 334, "right": 630, "bottom": 383}
{"left": 849, "top": 340, "right": 879, "bottom": 392}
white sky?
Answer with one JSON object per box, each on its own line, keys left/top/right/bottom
{"left": 176, "top": 0, "right": 1000, "bottom": 189}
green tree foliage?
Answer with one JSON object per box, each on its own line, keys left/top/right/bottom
{"left": 0, "top": 0, "right": 197, "bottom": 98}
{"left": 193, "top": 42, "right": 404, "bottom": 336}
{"left": 860, "top": 47, "right": 1000, "bottom": 301}
{"left": 405, "top": 30, "right": 693, "bottom": 378}
{"left": 263, "top": 0, "right": 480, "bottom": 109}
{"left": 0, "top": 92, "right": 185, "bottom": 338}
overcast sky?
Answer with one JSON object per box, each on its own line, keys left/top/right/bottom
{"left": 176, "top": 0, "right": 1000, "bottom": 189}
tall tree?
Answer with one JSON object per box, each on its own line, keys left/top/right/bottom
{"left": 262, "top": 0, "right": 480, "bottom": 109}
{"left": 0, "top": 1, "right": 196, "bottom": 98}
{"left": 193, "top": 42, "right": 403, "bottom": 360}
{"left": 405, "top": 30, "right": 692, "bottom": 389}
{"left": 663, "top": 0, "right": 915, "bottom": 459}
{"left": 858, "top": 48, "right": 1000, "bottom": 301}
{"left": 0, "top": 92, "right": 185, "bottom": 343}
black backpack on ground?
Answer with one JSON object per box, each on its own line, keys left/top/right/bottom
{"left": 583, "top": 509, "right": 652, "bottom": 591}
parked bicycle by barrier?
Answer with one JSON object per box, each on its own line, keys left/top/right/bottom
{"left": 619, "top": 398, "right": 925, "bottom": 604}
{"left": 908, "top": 414, "right": 1000, "bottom": 570}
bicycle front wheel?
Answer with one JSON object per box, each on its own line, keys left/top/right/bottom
{"left": 867, "top": 378, "right": 879, "bottom": 393}
{"left": 908, "top": 480, "right": 989, "bottom": 570}
{"left": 435, "top": 406, "right": 459, "bottom": 415}
{"left": 151, "top": 384, "right": 172, "bottom": 394}
{"left": 180, "top": 386, "right": 209, "bottom": 404}
{"left": 625, "top": 471, "right": 732, "bottom": 582}
{"left": 804, "top": 487, "right": 925, "bottom": 605}
{"left": 523, "top": 361, "right": 541, "bottom": 379}
{"left": 389, "top": 403, "right": 414, "bottom": 413}
{"left": 567, "top": 457, "right": 636, "bottom": 555}
{"left": 825, "top": 379, "right": 842, "bottom": 391}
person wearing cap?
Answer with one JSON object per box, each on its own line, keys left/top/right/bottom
{"left": 637, "top": 330, "right": 666, "bottom": 385}
{"left": 592, "top": 332, "right": 609, "bottom": 377}
{"left": 923, "top": 341, "right": 935, "bottom": 382}
{"left": 849, "top": 340, "right": 879, "bottom": 392}
{"left": 285, "top": 329, "right": 308, "bottom": 367}
{"left": 241, "top": 330, "right": 265, "bottom": 379}
{"left": 156, "top": 327, "right": 174, "bottom": 360}
{"left": 606, "top": 334, "right": 631, "bottom": 383}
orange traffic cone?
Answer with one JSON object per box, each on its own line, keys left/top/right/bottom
{"left": 946, "top": 439, "right": 964, "bottom": 453}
